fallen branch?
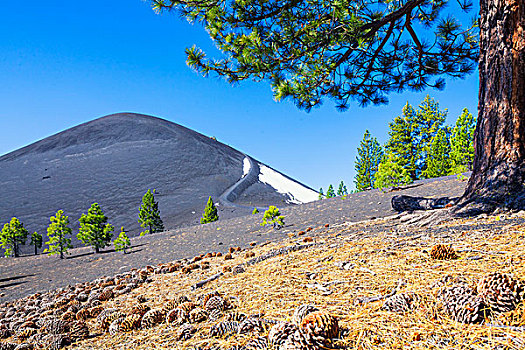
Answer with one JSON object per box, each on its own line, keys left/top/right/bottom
{"left": 354, "top": 280, "right": 405, "bottom": 305}
{"left": 191, "top": 272, "right": 223, "bottom": 290}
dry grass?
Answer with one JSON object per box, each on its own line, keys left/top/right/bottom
{"left": 69, "top": 213, "right": 525, "bottom": 349}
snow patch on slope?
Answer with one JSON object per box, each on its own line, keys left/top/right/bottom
{"left": 242, "top": 157, "right": 250, "bottom": 178}
{"left": 258, "top": 165, "right": 318, "bottom": 204}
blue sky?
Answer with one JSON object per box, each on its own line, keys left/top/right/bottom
{"left": 0, "top": 1, "right": 478, "bottom": 191}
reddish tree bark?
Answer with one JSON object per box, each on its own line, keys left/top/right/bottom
{"left": 457, "top": 0, "right": 525, "bottom": 214}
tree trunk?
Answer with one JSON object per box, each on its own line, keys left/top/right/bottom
{"left": 34, "top": 245, "right": 37, "bottom": 256}
{"left": 456, "top": 0, "right": 525, "bottom": 215}
{"left": 95, "top": 246, "right": 100, "bottom": 254}
{"left": 13, "top": 240, "right": 18, "bottom": 258}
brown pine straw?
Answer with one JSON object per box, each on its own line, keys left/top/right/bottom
{"left": 66, "top": 213, "right": 525, "bottom": 349}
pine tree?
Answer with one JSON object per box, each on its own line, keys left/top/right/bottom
{"left": 337, "top": 181, "right": 348, "bottom": 196}
{"left": 78, "top": 203, "right": 114, "bottom": 253}
{"left": 374, "top": 154, "right": 413, "bottom": 190}
{"left": 252, "top": 208, "right": 259, "bottom": 214}
{"left": 385, "top": 96, "right": 447, "bottom": 180}
{"left": 138, "top": 189, "right": 164, "bottom": 235}
{"left": 326, "top": 185, "right": 336, "bottom": 198}
{"left": 200, "top": 196, "right": 219, "bottom": 224}
{"left": 318, "top": 188, "right": 324, "bottom": 200}
{"left": 414, "top": 95, "right": 448, "bottom": 176}
{"left": 30, "top": 232, "right": 42, "bottom": 256}
{"left": 114, "top": 227, "right": 131, "bottom": 254}
{"left": 44, "top": 210, "right": 72, "bottom": 259}
{"left": 422, "top": 128, "right": 452, "bottom": 179}
{"left": 450, "top": 108, "right": 476, "bottom": 174}
{"left": 260, "top": 206, "right": 285, "bottom": 229}
{"left": 0, "top": 217, "right": 28, "bottom": 257}
{"left": 354, "top": 130, "right": 384, "bottom": 191}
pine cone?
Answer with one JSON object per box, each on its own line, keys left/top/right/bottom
{"left": 175, "top": 323, "right": 196, "bottom": 341}
{"left": 430, "top": 244, "right": 459, "bottom": 260}
{"left": 291, "top": 305, "right": 319, "bottom": 326}
{"left": 477, "top": 272, "right": 525, "bottom": 313}
{"left": 439, "top": 285, "right": 489, "bottom": 324}
{"left": 300, "top": 311, "right": 338, "bottom": 340}
{"left": 189, "top": 307, "right": 208, "bottom": 323}
{"left": 382, "top": 292, "right": 418, "bottom": 313}
{"left": 209, "top": 321, "right": 239, "bottom": 337}
{"left": 141, "top": 309, "right": 164, "bottom": 328}
{"left": 281, "top": 329, "right": 318, "bottom": 350}
{"left": 268, "top": 322, "right": 298, "bottom": 349}
{"left": 119, "top": 314, "right": 142, "bottom": 332}
{"left": 244, "top": 336, "right": 269, "bottom": 350}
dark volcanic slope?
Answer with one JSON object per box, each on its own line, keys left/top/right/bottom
{"left": 0, "top": 113, "right": 250, "bottom": 248}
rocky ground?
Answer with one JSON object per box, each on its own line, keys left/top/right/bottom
{"left": 0, "top": 175, "right": 466, "bottom": 303}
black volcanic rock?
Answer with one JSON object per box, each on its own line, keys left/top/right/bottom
{"left": 0, "top": 113, "right": 313, "bottom": 252}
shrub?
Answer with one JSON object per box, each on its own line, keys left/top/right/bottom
{"left": 252, "top": 208, "right": 259, "bottom": 214}
{"left": 260, "top": 206, "right": 285, "bottom": 229}
{"left": 114, "top": 227, "right": 131, "bottom": 254}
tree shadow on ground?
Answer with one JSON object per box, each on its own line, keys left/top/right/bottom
{"left": 0, "top": 274, "right": 35, "bottom": 283}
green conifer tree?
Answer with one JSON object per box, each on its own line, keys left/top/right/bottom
{"left": 337, "top": 181, "right": 348, "bottom": 196}
{"left": 0, "top": 217, "right": 28, "bottom": 257}
{"left": 318, "top": 188, "right": 324, "bottom": 200}
{"left": 114, "top": 227, "right": 131, "bottom": 254}
{"left": 374, "top": 154, "right": 413, "bottom": 190}
{"left": 252, "top": 208, "right": 259, "bottom": 214}
{"left": 450, "top": 108, "right": 476, "bottom": 174}
{"left": 200, "top": 196, "right": 219, "bottom": 224}
{"left": 78, "top": 203, "right": 114, "bottom": 253}
{"left": 138, "top": 189, "right": 165, "bottom": 235}
{"left": 326, "top": 184, "right": 336, "bottom": 198}
{"left": 354, "top": 130, "right": 384, "bottom": 191}
{"left": 30, "top": 232, "right": 43, "bottom": 256}
{"left": 385, "top": 96, "right": 447, "bottom": 180}
{"left": 45, "top": 210, "right": 72, "bottom": 259}
{"left": 423, "top": 128, "right": 452, "bottom": 179}
{"left": 260, "top": 206, "right": 285, "bottom": 229}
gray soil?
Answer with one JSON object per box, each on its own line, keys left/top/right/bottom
{"left": 0, "top": 113, "right": 311, "bottom": 254}
{"left": 0, "top": 174, "right": 467, "bottom": 303}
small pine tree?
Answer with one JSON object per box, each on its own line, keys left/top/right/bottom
{"left": 337, "top": 181, "right": 348, "bottom": 196}
{"left": 78, "top": 203, "right": 114, "bottom": 253}
{"left": 374, "top": 154, "right": 413, "bottom": 189}
{"left": 44, "top": 210, "right": 72, "bottom": 259}
{"left": 354, "top": 130, "right": 384, "bottom": 191}
{"left": 326, "top": 184, "right": 336, "bottom": 198}
{"left": 114, "top": 227, "right": 131, "bottom": 254}
{"left": 260, "top": 206, "right": 285, "bottom": 229}
{"left": 0, "top": 217, "right": 28, "bottom": 257}
{"left": 138, "top": 189, "right": 164, "bottom": 235}
{"left": 422, "top": 127, "right": 452, "bottom": 179}
{"left": 252, "top": 208, "right": 259, "bottom": 214}
{"left": 200, "top": 196, "right": 219, "bottom": 224}
{"left": 30, "top": 232, "right": 43, "bottom": 256}
{"left": 318, "top": 188, "right": 324, "bottom": 200}
{"left": 450, "top": 108, "right": 476, "bottom": 174}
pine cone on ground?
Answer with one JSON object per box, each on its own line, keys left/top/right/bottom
{"left": 119, "top": 314, "right": 142, "bottom": 332}
{"left": 496, "top": 302, "right": 525, "bottom": 326}
{"left": 299, "top": 311, "right": 339, "bottom": 340}
{"left": 69, "top": 321, "right": 89, "bottom": 340}
{"left": 209, "top": 321, "right": 239, "bottom": 337}
{"left": 268, "top": 322, "right": 299, "bottom": 349}
{"left": 205, "top": 296, "right": 225, "bottom": 312}
{"left": 430, "top": 244, "right": 459, "bottom": 260}
{"left": 141, "top": 309, "right": 164, "bottom": 328}
{"left": 281, "top": 329, "right": 318, "bottom": 350}
{"left": 108, "top": 317, "right": 126, "bottom": 335}
{"left": 175, "top": 323, "right": 196, "bottom": 341}
{"left": 98, "top": 311, "right": 126, "bottom": 332}
{"left": 477, "top": 272, "right": 525, "bottom": 313}
{"left": 244, "top": 336, "right": 268, "bottom": 350}
{"left": 382, "top": 292, "right": 419, "bottom": 313}
{"left": 237, "top": 318, "right": 265, "bottom": 334}
{"left": 189, "top": 307, "right": 208, "bottom": 323}
{"left": 291, "top": 305, "right": 319, "bottom": 326}
{"left": 439, "top": 288, "right": 489, "bottom": 324}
